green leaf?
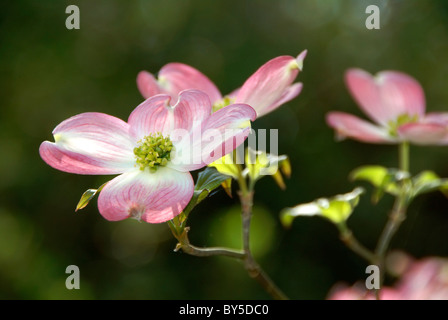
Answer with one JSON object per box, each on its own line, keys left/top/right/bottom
{"left": 280, "top": 202, "right": 321, "bottom": 228}
{"left": 320, "top": 200, "right": 352, "bottom": 223}
{"left": 280, "top": 187, "right": 365, "bottom": 227}
{"left": 350, "top": 166, "right": 389, "bottom": 187}
{"left": 75, "top": 183, "right": 106, "bottom": 212}
{"left": 350, "top": 166, "right": 405, "bottom": 202}
{"left": 181, "top": 167, "right": 231, "bottom": 219}
{"left": 412, "top": 171, "right": 448, "bottom": 197}
{"left": 195, "top": 167, "right": 232, "bottom": 194}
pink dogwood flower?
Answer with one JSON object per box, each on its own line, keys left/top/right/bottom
{"left": 328, "top": 253, "right": 448, "bottom": 300}
{"left": 39, "top": 90, "right": 256, "bottom": 223}
{"left": 137, "top": 50, "right": 307, "bottom": 118}
{"left": 326, "top": 69, "right": 448, "bottom": 145}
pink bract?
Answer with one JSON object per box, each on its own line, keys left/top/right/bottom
{"left": 40, "top": 90, "right": 256, "bottom": 223}
{"left": 328, "top": 253, "right": 448, "bottom": 300}
{"left": 326, "top": 69, "right": 448, "bottom": 145}
{"left": 137, "top": 50, "right": 307, "bottom": 118}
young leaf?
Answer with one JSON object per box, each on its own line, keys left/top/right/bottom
{"left": 280, "top": 203, "right": 321, "bottom": 228}
{"left": 195, "top": 167, "right": 232, "bottom": 193}
{"left": 280, "top": 187, "right": 365, "bottom": 227}
{"left": 75, "top": 183, "right": 106, "bottom": 212}
{"left": 350, "top": 166, "right": 404, "bottom": 202}
{"left": 181, "top": 167, "right": 232, "bottom": 219}
{"left": 412, "top": 171, "right": 448, "bottom": 197}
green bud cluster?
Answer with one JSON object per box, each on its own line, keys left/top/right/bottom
{"left": 388, "top": 114, "right": 419, "bottom": 137}
{"left": 212, "top": 96, "right": 234, "bottom": 113}
{"left": 134, "top": 133, "right": 173, "bottom": 172}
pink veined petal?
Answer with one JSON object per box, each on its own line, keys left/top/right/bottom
{"left": 158, "top": 63, "right": 222, "bottom": 104}
{"left": 326, "top": 112, "right": 395, "bottom": 144}
{"left": 256, "top": 82, "right": 303, "bottom": 117}
{"left": 345, "top": 69, "right": 385, "bottom": 125}
{"left": 377, "top": 71, "right": 426, "bottom": 121}
{"left": 235, "top": 55, "right": 301, "bottom": 116}
{"left": 128, "top": 90, "right": 212, "bottom": 139}
{"left": 128, "top": 94, "right": 173, "bottom": 138}
{"left": 39, "top": 112, "right": 136, "bottom": 175}
{"left": 199, "top": 103, "right": 256, "bottom": 166}
{"left": 395, "top": 258, "right": 448, "bottom": 299}
{"left": 171, "top": 90, "right": 213, "bottom": 132}
{"left": 97, "top": 168, "right": 194, "bottom": 224}
{"left": 327, "top": 284, "right": 401, "bottom": 300}
{"left": 346, "top": 69, "right": 426, "bottom": 125}
{"left": 398, "top": 122, "right": 448, "bottom": 145}
{"left": 423, "top": 112, "right": 448, "bottom": 125}
{"left": 137, "top": 71, "right": 164, "bottom": 99}
{"left": 169, "top": 103, "right": 257, "bottom": 172}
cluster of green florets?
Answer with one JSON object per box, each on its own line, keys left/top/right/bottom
{"left": 134, "top": 133, "right": 173, "bottom": 172}
{"left": 212, "top": 96, "right": 234, "bottom": 113}
{"left": 388, "top": 114, "right": 419, "bottom": 137}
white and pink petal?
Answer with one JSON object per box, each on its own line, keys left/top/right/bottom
{"left": 169, "top": 103, "right": 256, "bottom": 172}
{"left": 128, "top": 90, "right": 212, "bottom": 139}
{"left": 345, "top": 69, "right": 385, "bottom": 124}
{"left": 198, "top": 103, "right": 256, "bottom": 167}
{"left": 377, "top": 71, "right": 426, "bottom": 121}
{"left": 235, "top": 54, "right": 303, "bottom": 116}
{"left": 422, "top": 112, "right": 448, "bottom": 126}
{"left": 398, "top": 122, "right": 448, "bottom": 145}
{"left": 257, "top": 82, "right": 303, "bottom": 117}
{"left": 97, "top": 168, "right": 194, "bottom": 224}
{"left": 345, "top": 69, "right": 426, "bottom": 125}
{"left": 39, "top": 112, "right": 136, "bottom": 175}
{"left": 326, "top": 112, "right": 395, "bottom": 144}
{"left": 158, "top": 63, "right": 222, "bottom": 104}
{"left": 137, "top": 71, "right": 164, "bottom": 99}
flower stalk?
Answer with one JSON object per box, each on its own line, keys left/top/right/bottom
{"left": 236, "top": 165, "right": 289, "bottom": 300}
{"left": 374, "top": 142, "right": 411, "bottom": 289}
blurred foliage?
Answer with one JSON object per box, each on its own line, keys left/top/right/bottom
{"left": 1, "top": 0, "right": 448, "bottom": 299}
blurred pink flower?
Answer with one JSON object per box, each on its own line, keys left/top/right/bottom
{"left": 40, "top": 90, "right": 256, "bottom": 223}
{"left": 326, "top": 69, "right": 448, "bottom": 145}
{"left": 137, "top": 50, "right": 307, "bottom": 118}
{"left": 328, "top": 253, "right": 448, "bottom": 300}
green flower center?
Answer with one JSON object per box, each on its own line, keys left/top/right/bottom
{"left": 134, "top": 133, "right": 173, "bottom": 172}
{"left": 388, "top": 114, "right": 419, "bottom": 137}
{"left": 212, "top": 96, "right": 235, "bottom": 113}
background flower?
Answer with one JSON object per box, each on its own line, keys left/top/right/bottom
{"left": 327, "top": 69, "right": 448, "bottom": 145}
{"left": 328, "top": 252, "right": 448, "bottom": 300}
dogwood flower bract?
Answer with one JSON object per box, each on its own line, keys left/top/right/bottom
{"left": 39, "top": 90, "right": 256, "bottom": 223}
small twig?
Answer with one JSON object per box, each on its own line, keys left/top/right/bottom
{"left": 170, "top": 225, "right": 245, "bottom": 259}
{"left": 338, "top": 225, "right": 376, "bottom": 264}
{"left": 238, "top": 190, "right": 289, "bottom": 300}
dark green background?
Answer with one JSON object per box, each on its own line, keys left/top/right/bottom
{"left": 1, "top": 0, "right": 448, "bottom": 299}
